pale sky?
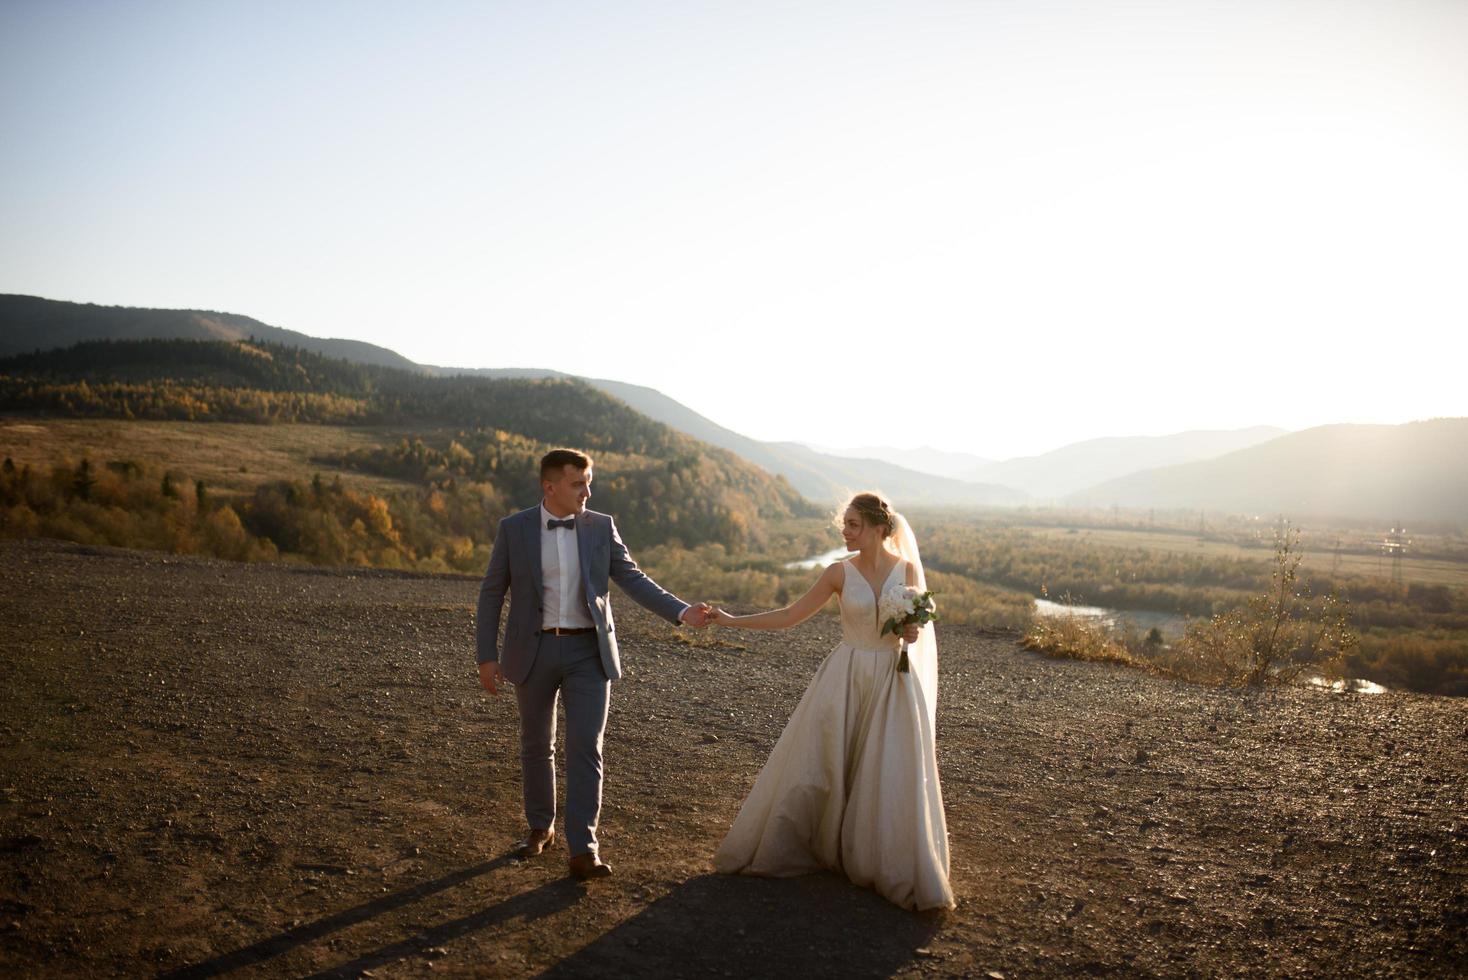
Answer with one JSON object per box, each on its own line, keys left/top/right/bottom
{"left": 2, "top": 1, "right": 1464, "bottom": 459}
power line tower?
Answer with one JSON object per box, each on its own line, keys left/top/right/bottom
{"left": 1381, "top": 523, "right": 1409, "bottom": 584}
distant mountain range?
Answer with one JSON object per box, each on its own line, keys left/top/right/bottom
{"left": 586, "top": 380, "right": 1025, "bottom": 508}
{"left": 4, "top": 294, "right": 1463, "bottom": 524}
{"left": 954, "top": 427, "right": 1289, "bottom": 501}
{"left": 1069, "top": 419, "right": 1468, "bottom": 526}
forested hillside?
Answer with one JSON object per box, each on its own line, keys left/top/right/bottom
{"left": 0, "top": 293, "right": 416, "bottom": 369}
{"left": 0, "top": 339, "right": 820, "bottom": 558}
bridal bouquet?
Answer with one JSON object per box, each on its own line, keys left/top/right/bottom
{"left": 879, "top": 586, "right": 938, "bottom": 673}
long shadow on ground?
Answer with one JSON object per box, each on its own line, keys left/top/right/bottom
{"left": 165, "top": 854, "right": 583, "bottom": 979}
{"left": 304, "top": 877, "right": 584, "bottom": 979}
{"left": 540, "top": 872, "right": 943, "bottom": 979}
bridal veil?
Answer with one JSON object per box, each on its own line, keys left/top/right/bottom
{"left": 890, "top": 511, "right": 938, "bottom": 734}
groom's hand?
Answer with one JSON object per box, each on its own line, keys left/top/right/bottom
{"left": 478, "top": 660, "right": 504, "bottom": 695}
{"left": 680, "top": 602, "right": 714, "bottom": 628}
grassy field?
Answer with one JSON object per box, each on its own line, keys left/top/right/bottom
{"left": 0, "top": 418, "right": 424, "bottom": 499}
{"left": 1022, "top": 523, "right": 1468, "bottom": 590}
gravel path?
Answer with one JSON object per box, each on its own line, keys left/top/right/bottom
{"left": 1, "top": 538, "right": 1464, "bottom": 978}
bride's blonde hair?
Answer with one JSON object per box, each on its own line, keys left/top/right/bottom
{"left": 838, "top": 491, "right": 897, "bottom": 538}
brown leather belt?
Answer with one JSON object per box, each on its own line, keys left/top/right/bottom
{"left": 545, "top": 626, "right": 595, "bottom": 636}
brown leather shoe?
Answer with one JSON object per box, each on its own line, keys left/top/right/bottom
{"left": 515, "top": 828, "right": 555, "bottom": 858}
{"left": 568, "top": 853, "right": 612, "bottom": 880}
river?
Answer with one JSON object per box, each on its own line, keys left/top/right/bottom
{"left": 1032, "top": 596, "right": 1189, "bottom": 639}
{"left": 788, "top": 549, "right": 1385, "bottom": 692}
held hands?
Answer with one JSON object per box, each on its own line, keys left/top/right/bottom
{"left": 691, "top": 605, "right": 735, "bottom": 627}
{"left": 681, "top": 602, "right": 717, "bottom": 628}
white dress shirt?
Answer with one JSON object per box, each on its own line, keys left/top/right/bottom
{"left": 540, "top": 504, "right": 594, "bottom": 630}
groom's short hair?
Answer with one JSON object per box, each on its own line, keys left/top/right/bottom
{"left": 540, "top": 449, "right": 592, "bottom": 482}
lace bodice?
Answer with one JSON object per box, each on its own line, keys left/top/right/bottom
{"left": 839, "top": 558, "right": 905, "bottom": 651}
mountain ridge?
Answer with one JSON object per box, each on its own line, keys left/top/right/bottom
{"left": 0, "top": 294, "right": 420, "bottom": 371}
{"left": 1068, "top": 419, "right": 1468, "bottom": 526}
{"left": 962, "top": 426, "right": 1289, "bottom": 500}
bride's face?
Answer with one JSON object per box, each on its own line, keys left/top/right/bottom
{"left": 841, "top": 507, "right": 883, "bottom": 552}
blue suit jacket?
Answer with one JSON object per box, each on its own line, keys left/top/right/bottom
{"left": 474, "top": 506, "right": 689, "bottom": 682}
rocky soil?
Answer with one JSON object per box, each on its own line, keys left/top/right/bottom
{"left": 1, "top": 538, "right": 1464, "bottom": 978}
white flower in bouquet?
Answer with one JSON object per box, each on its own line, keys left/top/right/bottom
{"left": 878, "top": 585, "right": 919, "bottom": 630}
{"left": 879, "top": 586, "right": 939, "bottom": 673}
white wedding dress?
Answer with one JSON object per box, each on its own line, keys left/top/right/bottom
{"left": 713, "top": 554, "right": 955, "bottom": 911}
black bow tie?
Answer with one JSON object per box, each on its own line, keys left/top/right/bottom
{"left": 547, "top": 518, "right": 576, "bottom": 530}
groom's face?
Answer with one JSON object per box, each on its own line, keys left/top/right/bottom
{"left": 544, "top": 464, "right": 592, "bottom": 517}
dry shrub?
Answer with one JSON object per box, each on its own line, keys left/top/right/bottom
{"left": 1022, "top": 603, "right": 1152, "bottom": 671}
{"left": 1023, "top": 532, "right": 1361, "bottom": 693}
{"left": 1169, "top": 528, "right": 1357, "bottom": 688}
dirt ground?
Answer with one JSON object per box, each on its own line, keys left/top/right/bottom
{"left": 1, "top": 538, "right": 1464, "bottom": 978}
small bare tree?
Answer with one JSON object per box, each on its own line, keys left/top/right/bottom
{"left": 1174, "top": 528, "right": 1356, "bottom": 687}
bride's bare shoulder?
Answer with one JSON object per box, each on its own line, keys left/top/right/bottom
{"left": 826, "top": 558, "right": 848, "bottom": 592}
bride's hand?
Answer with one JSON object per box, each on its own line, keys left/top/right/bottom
{"left": 902, "top": 622, "right": 921, "bottom": 643}
{"left": 712, "top": 607, "right": 734, "bottom": 626}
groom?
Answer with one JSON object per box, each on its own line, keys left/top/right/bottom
{"left": 476, "top": 448, "right": 713, "bottom": 879}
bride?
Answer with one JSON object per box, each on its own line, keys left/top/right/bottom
{"left": 710, "top": 492, "right": 954, "bottom": 911}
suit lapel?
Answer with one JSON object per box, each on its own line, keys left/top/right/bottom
{"left": 525, "top": 508, "right": 544, "bottom": 598}
{"left": 574, "top": 512, "right": 592, "bottom": 587}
